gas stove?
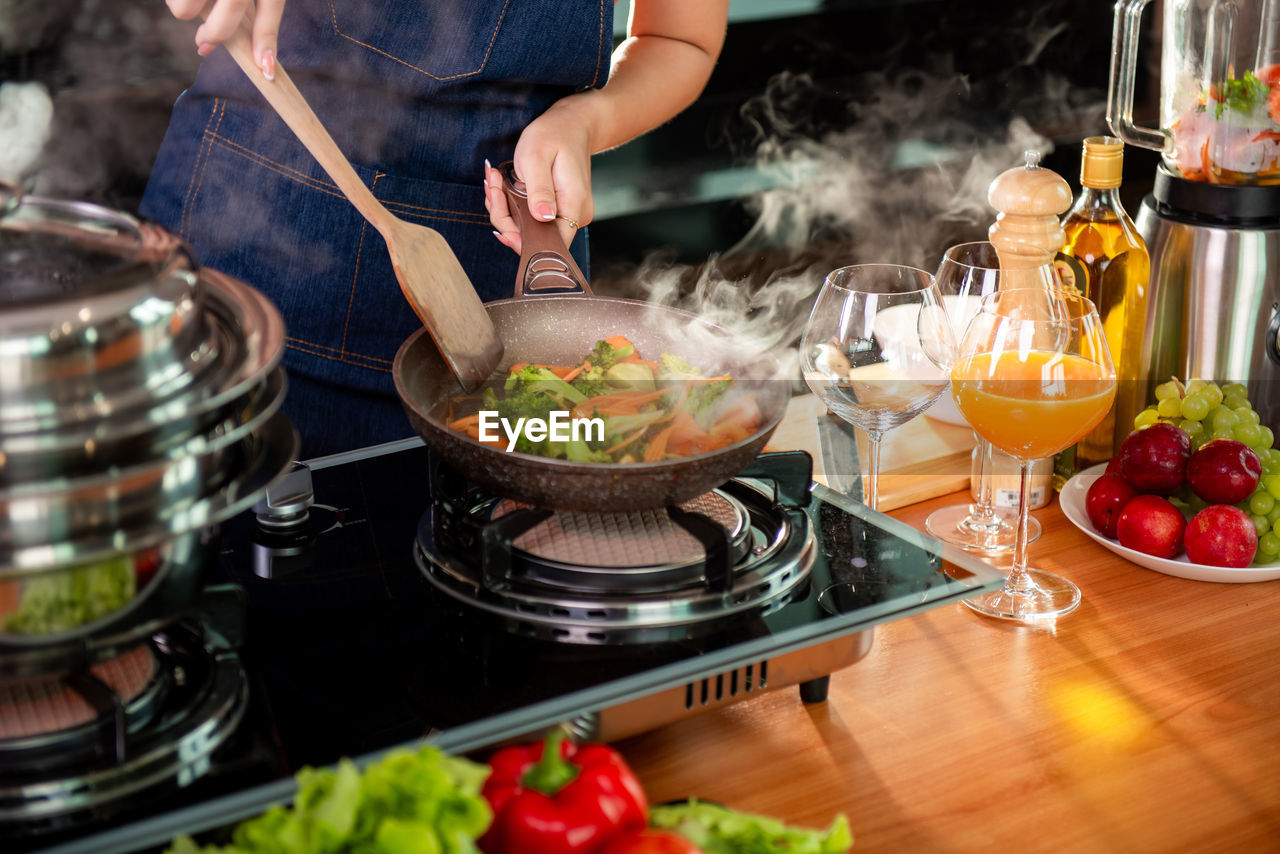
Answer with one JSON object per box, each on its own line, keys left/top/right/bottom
{"left": 7, "top": 435, "right": 1002, "bottom": 853}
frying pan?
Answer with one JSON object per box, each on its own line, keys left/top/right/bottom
{"left": 392, "top": 165, "right": 791, "bottom": 511}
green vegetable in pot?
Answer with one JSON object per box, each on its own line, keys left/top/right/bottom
{"left": 3, "top": 555, "right": 136, "bottom": 635}
{"left": 166, "top": 745, "right": 492, "bottom": 854}
{"left": 648, "top": 799, "right": 853, "bottom": 854}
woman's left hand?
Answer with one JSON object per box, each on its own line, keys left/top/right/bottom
{"left": 484, "top": 98, "right": 595, "bottom": 254}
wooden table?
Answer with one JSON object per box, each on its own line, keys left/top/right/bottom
{"left": 614, "top": 489, "right": 1280, "bottom": 852}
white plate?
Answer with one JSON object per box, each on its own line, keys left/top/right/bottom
{"left": 1059, "top": 463, "right": 1280, "bottom": 583}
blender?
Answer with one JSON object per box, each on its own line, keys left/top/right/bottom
{"left": 1109, "top": 0, "right": 1280, "bottom": 424}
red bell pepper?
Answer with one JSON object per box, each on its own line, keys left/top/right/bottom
{"left": 480, "top": 728, "right": 648, "bottom": 854}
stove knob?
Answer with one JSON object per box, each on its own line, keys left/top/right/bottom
{"left": 253, "top": 462, "right": 314, "bottom": 529}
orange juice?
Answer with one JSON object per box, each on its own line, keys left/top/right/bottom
{"left": 951, "top": 350, "right": 1116, "bottom": 460}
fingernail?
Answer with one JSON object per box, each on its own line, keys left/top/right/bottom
{"left": 535, "top": 203, "right": 555, "bottom": 221}
{"left": 484, "top": 158, "right": 492, "bottom": 172}
{"left": 260, "top": 50, "right": 275, "bottom": 80}
{"left": 197, "top": 42, "right": 214, "bottom": 57}
{"left": 492, "top": 230, "right": 503, "bottom": 240}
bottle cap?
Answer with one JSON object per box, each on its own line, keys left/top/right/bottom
{"left": 1080, "top": 136, "right": 1124, "bottom": 189}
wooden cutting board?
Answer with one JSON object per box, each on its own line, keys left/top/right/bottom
{"left": 765, "top": 394, "right": 975, "bottom": 511}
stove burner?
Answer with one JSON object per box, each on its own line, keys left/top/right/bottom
{"left": 418, "top": 478, "right": 816, "bottom": 644}
{"left": 492, "top": 491, "right": 753, "bottom": 592}
{"left": 0, "top": 624, "right": 248, "bottom": 829}
{"left": 0, "top": 645, "right": 158, "bottom": 740}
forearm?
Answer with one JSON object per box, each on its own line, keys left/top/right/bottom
{"left": 546, "top": 1, "right": 729, "bottom": 155}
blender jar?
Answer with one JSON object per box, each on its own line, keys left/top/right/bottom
{"left": 1110, "top": 0, "right": 1280, "bottom": 185}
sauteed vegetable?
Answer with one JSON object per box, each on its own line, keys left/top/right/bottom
{"left": 445, "top": 337, "right": 763, "bottom": 463}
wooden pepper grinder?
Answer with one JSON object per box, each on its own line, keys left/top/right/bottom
{"left": 987, "top": 150, "right": 1072, "bottom": 287}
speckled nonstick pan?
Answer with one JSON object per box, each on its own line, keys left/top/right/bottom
{"left": 391, "top": 166, "right": 788, "bottom": 512}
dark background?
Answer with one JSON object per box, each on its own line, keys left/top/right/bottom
{"left": 0, "top": 0, "right": 1161, "bottom": 302}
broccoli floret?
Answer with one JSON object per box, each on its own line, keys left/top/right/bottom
{"left": 504, "top": 365, "right": 587, "bottom": 406}
{"left": 564, "top": 438, "right": 612, "bottom": 463}
{"left": 688, "top": 378, "right": 732, "bottom": 426}
{"left": 587, "top": 339, "right": 634, "bottom": 372}
{"left": 569, "top": 365, "right": 613, "bottom": 399}
{"left": 656, "top": 353, "right": 699, "bottom": 380}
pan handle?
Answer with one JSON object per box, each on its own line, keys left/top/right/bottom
{"left": 498, "top": 161, "right": 593, "bottom": 298}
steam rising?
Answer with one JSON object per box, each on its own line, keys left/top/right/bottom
{"left": 613, "top": 26, "right": 1105, "bottom": 383}
{"left": 0, "top": 83, "right": 53, "bottom": 185}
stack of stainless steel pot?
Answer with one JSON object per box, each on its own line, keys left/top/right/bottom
{"left": 0, "top": 188, "right": 296, "bottom": 676}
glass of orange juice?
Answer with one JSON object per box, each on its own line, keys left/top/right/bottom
{"left": 951, "top": 288, "right": 1116, "bottom": 621}
{"left": 924, "top": 242, "right": 1057, "bottom": 554}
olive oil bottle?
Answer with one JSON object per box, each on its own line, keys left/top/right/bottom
{"left": 1053, "top": 136, "right": 1151, "bottom": 487}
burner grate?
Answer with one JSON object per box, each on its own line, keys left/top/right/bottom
{"left": 496, "top": 491, "right": 745, "bottom": 568}
{"left": 0, "top": 645, "right": 157, "bottom": 741}
{"left": 419, "top": 479, "right": 816, "bottom": 644}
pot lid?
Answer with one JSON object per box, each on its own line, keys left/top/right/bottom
{"left": 0, "top": 195, "right": 197, "bottom": 313}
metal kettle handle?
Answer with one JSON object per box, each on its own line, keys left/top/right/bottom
{"left": 1107, "top": 0, "right": 1169, "bottom": 153}
{"left": 498, "top": 161, "right": 593, "bottom": 298}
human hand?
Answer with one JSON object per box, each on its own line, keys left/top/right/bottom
{"left": 483, "top": 100, "right": 594, "bottom": 255}
{"left": 165, "top": 0, "right": 285, "bottom": 78}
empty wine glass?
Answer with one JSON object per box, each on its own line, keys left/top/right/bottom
{"left": 950, "top": 288, "right": 1116, "bottom": 621}
{"left": 801, "top": 264, "right": 954, "bottom": 511}
{"left": 924, "top": 242, "right": 1055, "bottom": 552}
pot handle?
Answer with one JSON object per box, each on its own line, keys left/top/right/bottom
{"left": 498, "top": 161, "right": 593, "bottom": 298}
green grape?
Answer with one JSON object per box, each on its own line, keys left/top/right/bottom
{"left": 1180, "top": 393, "right": 1212, "bottom": 422}
{"left": 1185, "top": 378, "right": 1208, "bottom": 395}
{"left": 1260, "top": 425, "right": 1275, "bottom": 449}
{"left": 1210, "top": 407, "right": 1240, "bottom": 432}
{"left": 1250, "top": 490, "right": 1276, "bottom": 516}
{"left": 1234, "top": 422, "right": 1265, "bottom": 448}
{"left": 1154, "top": 381, "right": 1181, "bottom": 401}
{"left": 1223, "top": 382, "right": 1249, "bottom": 398}
{"left": 1156, "top": 397, "right": 1183, "bottom": 418}
{"left": 1201, "top": 383, "right": 1224, "bottom": 408}
{"left": 1266, "top": 474, "right": 1280, "bottom": 500}
{"left": 1252, "top": 515, "right": 1271, "bottom": 537}
{"left": 1223, "top": 394, "right": 1249, "bottom": 411}
{"left": 1268, "top": 503, "right": 1280, "bottom": 525}
{"left": 1134, "top": 407, "right": 1160, "bottom": 429}
{"left": 1257, "top": 532, "right": 1280, "bottom": 559}
{"left": 1267, "top": 449, "right": 1280, "bottom": 473}
{"left": 1211, "top": 429, "right": 1236, "bottom": 442}
{"left": 1178, "top": 419, "right": 1206, "bottom": 444}
{"left": 1233, "top": 406, "right": 1261, "bottom": 424}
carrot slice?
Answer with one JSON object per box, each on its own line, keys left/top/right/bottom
{"left": 561, "top": 360, "right": 592, "bottom": 382}
{"left": 643, "top": 423, "right": 675, "bottom": 462}
{"left": 448, "top": 414, "right": 481, "bottom": 430}
{"left": 604, "top": 335, "right": 636, "bottom": 352}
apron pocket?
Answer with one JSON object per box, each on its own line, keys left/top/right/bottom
{"left": 328, "top": 0, "right": 509, "bottom": 80}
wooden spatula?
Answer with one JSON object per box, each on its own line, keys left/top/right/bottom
{"left": 212, "top": 13, "right": 503, "bottom": 390}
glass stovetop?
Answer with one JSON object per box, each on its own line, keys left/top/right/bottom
{"left": 35, "top": 436, "right": 1003, "bottom": 854}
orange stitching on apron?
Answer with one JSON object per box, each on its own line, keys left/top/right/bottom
{"left": 208, "top": 135, "right": 342, "bottom": 197}
{"left": 327, "top": 0, "right": 512, "bottom": 81}
{"left": 339, "top": 172, "right": 380, "bottom": 356}
{"left": 184, "top": 101, "right": 227, "bottom": 236}
{"left": 383, "top": 198, "right": 489, "bottom": 224}
{"left": 180, "top": 99, "right": 225, "bottom": 238}
{"left": 286, "top": 336, "right": 393, "bottom": 369}
{"left": 205, "top": 135, "right": 490, "bottom": 226}
{"left": 591, "top": 0, "right": 605, "bottom": 87}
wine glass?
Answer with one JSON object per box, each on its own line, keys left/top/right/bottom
{"left": 801, "top": 264, "right": 954, "bottom": 511}
{"left": 950, "top": 288, "right": 1116, "bottom": 621}
{"left": 924, "top": 242, "right": 1054, "bottom": 553}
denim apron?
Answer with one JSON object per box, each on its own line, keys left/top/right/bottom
{"left": 142, "top": 0, "right": 613, "bottom": 458}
